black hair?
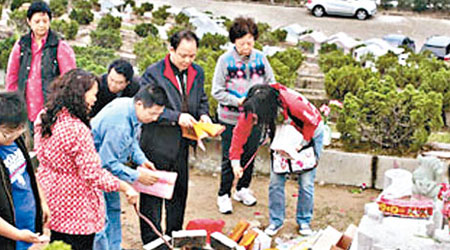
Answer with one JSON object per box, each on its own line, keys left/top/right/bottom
{"left": 170, "top": 30, "right": 199, "bottom": 50}
{"left": 27, "top": 1, "right": 52, "bottom": 20}
{"left": 243, "top": 84, "right": 280, "bottom": 132}
{"left": 41, "top": 69, "right": 99, "bottom": 137}
{"left": 229, "top": 17, "right": 258, "bottom": 43}
{"left": 0, "top": 92, "right": 28, "bottom": 129}
{"left": 108, "top": 59, "right": 134, "bottom": 83}
{"left": 134, "top": 85, "right": 167, "bottom": 108}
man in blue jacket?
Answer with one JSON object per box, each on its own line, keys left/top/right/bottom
{"left": 139, "top": 30, "right": 211, "bottom": 244}
{"left": 91, "top": 85, "right": 167, "bottom": 250}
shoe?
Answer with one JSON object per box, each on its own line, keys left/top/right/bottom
{"left": 233, "top": 188, "right": 257, "bottom": 206}
{"left": 264, "top": 224, "right": 283, "bottom": 236}
{"left": 217, "top": 194, "right": 233, "bottom": 214}
{"left": 299, "top": 224, "right": 313, "bottom": 236}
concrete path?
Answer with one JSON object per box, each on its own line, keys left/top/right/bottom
{"left": 141, "top": 0, "right": 450, "bottom": 50}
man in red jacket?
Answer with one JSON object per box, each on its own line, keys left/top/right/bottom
{"left": 229, "top": 83, "right": 325, "bottom": 237}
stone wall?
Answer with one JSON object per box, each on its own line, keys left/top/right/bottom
{"left": 190, "top": 139, "right": 449, "bottom": 189}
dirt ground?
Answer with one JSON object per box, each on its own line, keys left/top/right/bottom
{"left": 31, "top": 169, "right": 379, "bottom": 250}
{"left": 30, "top": 168, "right": 379, "bottom": 249}
{"left": 120, "top": 168, "right": 380, "bottom": 249}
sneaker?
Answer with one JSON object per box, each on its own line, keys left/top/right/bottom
{"left": 233, "top": 188, "right": 257, "bottom": 206}
{"left": 264, "top": 224, "right": 283, "bottom": 236}
{"left": 217, "top": 194, "right": 233, "bottom": 214}
{"left": 299, "top": 224, "right": 313, "bottom": 236}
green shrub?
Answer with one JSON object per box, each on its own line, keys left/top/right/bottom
{"left": 43, "top": 241, "right": 72, "bottom": 250}
{"left": 133, "top": 3, "right": 153, "bottom": 16}
{"left": 69, "top": 8, "right": 94, "bottom": 25}
{"left": 324, "top": 65, "right": 376, "bottom": 100}
{"left": 175, "top": 12, "right": 190, "bottom": 26}
{"left": 420, "top": 69, "right": 450, "bottom": 112}
{"left": 152, "top": 5, "right": 171, "bottom": 24}
{"left": 11, "top": 0, "right": 31, "bottom": 11}
{"left": 51, "top": 19, "right": 79, "bottom": 40}
{"left": 319, "top": 49, "right": 358, "bottom": 74}
{"left": 134, "top": 35, "right": 167, "bottom": 73}
{"left": 134, "top": 23, "right": 159, "bottom": 38}
{"left": 254, "top": 41, "right": 263, "bottom": 51}
{"left": 319, "top": 43, "right": 338, "bottom": 55}
{"left": 337, "top": 76, "right": 443, "bottom": 154}
{"left": 73, "top": 45, "right": 118, "bottom": 75}
{"left": 196, "top": 47, "right": 224, "bottom": 116}
{"left": 166, "top": 25, "right": 194, "bottom": 38}
{"left": 0, "top": 37, "right": 17, "bottom": 70}
{"left": 272, "top": 29, "right": 287, "bottom": 42}
{"left": 90, "top": 28, "right": 122, "bottom": 50}
{"left": 222, "top": 16, "right": 233, "bottom": 30}
{"left": 268, "top": 48, "right": 305, "bottom": 88}
{"left": 72, "top": 0, "right": 92, "bottom": 9}
{"left": 8, "top": 9, "right": 28, "bottom": 34}
{"left": 141, "top": 2, "right": 154, "bottom": 11}
{"left": 124, "top": 0, "right": 136, "bottom": 8}
{"left": 98, "top": 14, "right": 122, "bottom": 30}
{"left": 375, "top": 52, "right": 399, "bottom": 75}
{"left": 297, "top": 41, "right": 314, "bottom": 54}
{"left": 257, "top": 22, "right": 271, "bottom": 34}
{"left": 50, "top": 0, "right": 68, "bottom": 17}
{"left": 200, "top": 33, "right": 227, "bottom": 51}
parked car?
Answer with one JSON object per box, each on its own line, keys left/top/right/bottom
{"left": 420, "top": 36, "right": 450, "bottom": 61}
{"left": 305, "top": 0, "right": 377, "bottom": 20}
{"left": 382, "top": 34, "right": 416, "bottom": 52}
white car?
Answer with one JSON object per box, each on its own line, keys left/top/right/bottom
{"left": 306, "top": 0, "right": 377, "bottom": 20}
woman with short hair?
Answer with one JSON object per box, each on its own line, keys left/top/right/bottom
{"left": 212, "top": 17, "right": 276, "bottom": 214}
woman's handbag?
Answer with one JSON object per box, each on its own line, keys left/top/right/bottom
{"left": 270, "top": 124, "right": 317, "bottom": 174}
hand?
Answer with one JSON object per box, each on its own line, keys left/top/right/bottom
{"left": 125, "top": 186, "right": 139, "bottom": 205}
{"left": 41, "top": 201, "right": 51, "bottom": 228}
{"left": 138, "top": 168, "right": 159, "bottom": 186}
{"left": 200, "top": 115, "right": 212, "bottom": 124}
{"left": 140, "top": 161, "right": 156, "bottom": 170}
{"left": 238, "top": 97, "right": 246, "bottom": 106}
{"left": 231, "top": 161, "right": 243, "bottom": 179}
{"left": 178, "top": 113, "right": 198, "bottom": 128}
{"left": 17, "top": 229, "right": 41, "bottom": 243}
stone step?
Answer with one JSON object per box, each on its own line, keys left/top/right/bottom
{"left": 298, "top": 72, "right": 324, "bottom": 79}
{"left": 118, "top": 51, "right": 137, "bottom": 66}
{"left": 305, "top": 54, "right": 318, "bottom": 64}
{"left": 297, "top": 77, "right": 325, "bottom": 89}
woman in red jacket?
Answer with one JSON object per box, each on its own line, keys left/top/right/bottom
{"left": 229, "top": 83, "right": 325, "bottom": 237}
{"left": 34, "top": 69, "right": 139, "bottom": 250}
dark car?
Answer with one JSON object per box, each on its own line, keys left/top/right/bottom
{"left": 382, "top": 34, "right": 416, "bottom": 52}
{"left": 420, "top": 35, "right": 450, "bottom": 61}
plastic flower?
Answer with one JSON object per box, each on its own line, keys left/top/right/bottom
{"left": 329, "top": 99, "right": 343, "bottom": 108}
{"left": 319, "top": 104, "right": 331, "bottom": 117}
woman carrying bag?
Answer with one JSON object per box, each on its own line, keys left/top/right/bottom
{"left": 229, "top": 83, "right": 325, "bottom": 237}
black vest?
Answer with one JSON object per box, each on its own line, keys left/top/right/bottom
{"left": 18, "top": 30, "right": 60, "bottom": 102}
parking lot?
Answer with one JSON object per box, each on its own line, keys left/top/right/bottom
{"left": 145, "top": 0, "right": 450, "bottom": 50}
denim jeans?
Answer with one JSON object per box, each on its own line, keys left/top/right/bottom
{"left": 268, "top": 123, "right": 324, "bottom": 227}
{"left": 93, "top": 191, "right": 122, "bottom": 250}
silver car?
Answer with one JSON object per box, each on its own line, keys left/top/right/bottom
{"left": 306, "top": 0, "right": 377, "bottom": 20}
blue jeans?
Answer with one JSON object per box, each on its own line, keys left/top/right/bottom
{"left": 268, "top": 124, "right": 324, "bottom": 227}
{"left": 93, "top": 192, "right": 122, "bottom": 250}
